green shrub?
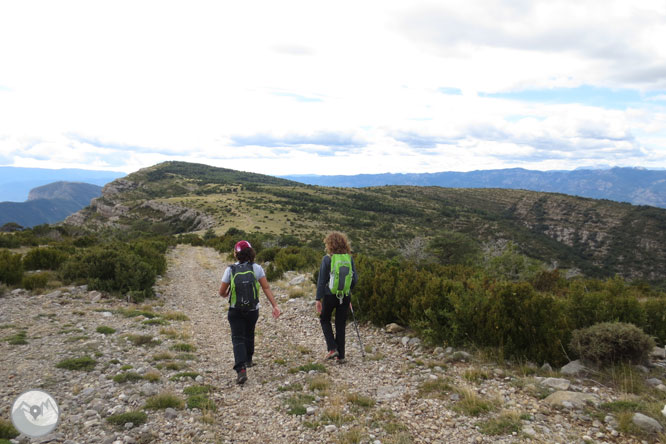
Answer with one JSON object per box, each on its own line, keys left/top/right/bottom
{"left": 0, "top": 250, "right": 23, "bottom": 285}
{"left": 288, "top": 363, "right": 326, "bottom": 374}
{"left": 183, "top": 385, "right": 213, "bottom": 395}
{"left": 61, "top": 244, "right": 157, "bottom": 299}
{"left": 6, "top": 330, "right": 28, "bottom": 345}
{"left": 265, "top": 263, "right": 282, "bottom": 281}
{"left": 256, "top": 247, "right": 280, "bottom": 263}
{"left": 274, "top": 246, "right": 319, "bottom": 273}
{"left": 22, "top": 247, "right": 67, "bottom": 271}
{"left": 452, "top": 282, "right": 570, "bottom": 365}
{"left": 0, "top": 418, "right": 19, "bottom": 439}
{"left": 127, "top": 334, "right": 160, "bottom": 347}
{"left": 642, "top": 297, "right": 666, "bottom": 344}
{"left": 570, "top": 322, "right": 655, "bottom": 367}
{"left": 96, "top": 326, "right": 116, "bottom": 335}
{"left": 144, "top": 393, "right": 185, "bottom": 410}
{"left": 170, "top": 343, "right": 196, "bottom": 352}
{"left": 169, "top": 372, "right": 199, "bottom": 381}
{"left": 113, "top": 372, "right": 144, "bottom": 383}
{"left": 56, "top": 356, "right": 97, "bottom": 371}
{"left": 106, "top": 411, "right": 147, "bottom": 427}
{"left": 21, "top": 272, "right": 51, "bottom": 291}
{"left": 478, "top": 412, "right": 522, "bottom": 435}
{"left": 186, "top": 394, "right": 216, "bottom": 411}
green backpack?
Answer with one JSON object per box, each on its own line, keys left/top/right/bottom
{"left": 229, "top": 263, "right": 260, "bottom": 310}
{"left": 329, "top": 253, "right": 353, "bottom": 303}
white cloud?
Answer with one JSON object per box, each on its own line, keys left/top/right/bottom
{"left": 0, "top": 0, "right": 664, "bottom": 175}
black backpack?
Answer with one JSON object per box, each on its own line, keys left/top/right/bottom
{"left": 229, "top": 263, "right": 260, "bottom": 310}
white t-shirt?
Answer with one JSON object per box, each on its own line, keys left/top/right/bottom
{"left": 221, "top": 262, "right": 266, "bottom": 283}
{"left": 221, "top": 262, "right": 265, "bottom": 310}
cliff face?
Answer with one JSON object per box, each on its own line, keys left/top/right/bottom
{"left": 0, "top": 181, "right": 103, "bottom": 228}
{"left": 64, "top": 172, "right": 215, "bottom": 232}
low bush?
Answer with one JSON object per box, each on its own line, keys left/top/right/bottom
{"left": 127, "top": 334, "right": 160, "bottom": 347}
{"left": 170, "top": 343, "right": 196, "bottom": 352}
{"left": 144, "top": 393, "right": 185, "bottom": 410}
{"left": 0, "top": 418, "right": 19, "bottom": 439}
{"left": 186, "top": 394, "right": 216, "bottom": 411}
{"left": 6, "top": 330, "right": 28, "bottom": 345}
{"left": 183, "top": 385, "right": 213, "bottom": 395}
{"left": 0, "top": 250, "right": 23, "bottom": 285}
{"left": 61, "top": 242, "right": 160, "bottom": 300}
{"left": 169, "top": 372, "right": 199, "bottom": 381}
{"left": 106, "top": 411, "right": 147, "bottom": 427}
{"left": 96, "top": 326, "right": 116, "bottom": 335}
{"left": 21, "top": 272, "right": 51, "bottom": 291}
{"left": 113, "top": 372, "right": 144, "bottom": 383}
{"left": 56, "top": 356, "right": 97, "bottom": 371}
{"left": 570, "top": 322, "right": 655, "bottom": 367}
{"left": 22, "top": 247, "right": 67, "bottom": 271}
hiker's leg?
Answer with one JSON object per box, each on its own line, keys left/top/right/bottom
{"left": 244, "top": 309, "right": 259, "bottom": 364}
{"left": 319, "top": 294, "right": 338, "bottom": 352}
{"left": 334, "top": 296, "right": 350, "bottom": 359}
{"left": 227, "top": 308, "right": 247, "bottom": 372}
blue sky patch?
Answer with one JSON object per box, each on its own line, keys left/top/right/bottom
{"left": 438, "top": 87, "right": 462, "bottom": 95}
{"left": 480, "top": 85, "right": 665, "bottom": 109}
{"left": 271, "top": 92, "right": 323, "bottom": 102}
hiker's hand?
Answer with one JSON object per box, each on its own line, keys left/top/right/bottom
{"left": 316, "top": 300, "right": 322, "bottom": 314}
{"left": 272, "top": 306, "right": 281, "bottom": 319}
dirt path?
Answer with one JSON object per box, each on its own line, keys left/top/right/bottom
{"left": 157, "top": 245, "right": 643, "bottom": 444}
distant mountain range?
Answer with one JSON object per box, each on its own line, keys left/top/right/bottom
{"left": 0, "top": 166, "right": 124, "bottom": 202}
{"left": 0, "top": 182, "right": 103, "bottom": 228}
{"left": 281, "top": 167, "right": 666, "bottom": 208}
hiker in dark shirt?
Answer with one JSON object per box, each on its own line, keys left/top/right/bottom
{"left": 316, "top": 231, "right": 358, "bottom": 363}
{"left": 219, "top": 240, "right": 281, "bottom": 384}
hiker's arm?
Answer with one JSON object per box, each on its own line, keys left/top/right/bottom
{"left": 315, "top": 256, "right": 330, "bottom": 315}
{"left": 219, "top": 282, "right": 229, "bottom": 298}
{"left": 258, "top": 276, "right": 281, "bottom": 319}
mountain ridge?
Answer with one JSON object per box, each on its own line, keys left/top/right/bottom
{"left": 280, "top": 167, "right": 666, "bottom": 208}
{"left": 66, "top": 161, "right": 666, "bottom": 284}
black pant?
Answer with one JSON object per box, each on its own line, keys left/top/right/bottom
{"left": 227, "top": 308, "right": 259, "bottom": 372}
{"left": 319, "top": 293, "right": 350, "bottom": 359}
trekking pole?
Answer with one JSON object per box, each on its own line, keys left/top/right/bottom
{"left": 349, "top": 303, "right": 365, "bottom": 358}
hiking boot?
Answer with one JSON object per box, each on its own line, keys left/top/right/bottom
{"left": 246, "top": 361, "right": 255, "bottom": 368}
{"left": 325, "top": 350, "right": 339, "bottom": 360}
{"left": 336, "top": 357, "right": 346, "bottom": 364}
{"left": 236, "top": 369, "right": 247, "bottom": 385}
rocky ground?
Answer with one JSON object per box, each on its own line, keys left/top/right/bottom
{"left": 2, "top": 245, "right": 666, "bottom": 444}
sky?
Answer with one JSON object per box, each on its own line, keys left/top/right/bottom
{"left": 1, "top": 0, "right": 666, "bottom": 176}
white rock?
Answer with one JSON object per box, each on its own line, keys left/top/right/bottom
{"left": 289, "top": 275, "right": 306, "bottom": 286}
{"left": 650, "top": 346, "right": 666, "bottom": 359}
{"left": 560, "top": 360, "right": 586, "bottom": 376}
{"left": 540, "top": 377, "right": 571, "bottom": 391}
{"left": 324, "top": 425, "right": 337, "bottom": 432}
{"left": 385, "top": 323, "right": 405, "bottom": 333}
{"left": 632, "top": 413, "right": 663, "bottom": 433}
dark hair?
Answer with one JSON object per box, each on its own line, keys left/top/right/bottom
{"left": 236, "top": 247, "right": 256, "bottom": 263}
{"left": 324, "top": 231, "right": 351, "bottom": 255}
